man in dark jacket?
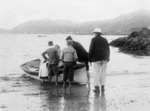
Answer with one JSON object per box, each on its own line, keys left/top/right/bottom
{"left": 89, "top": 28, "right": 110, "bottom": 93}
{"left": 66, "top": 36, "right": 89, "bottom": 71}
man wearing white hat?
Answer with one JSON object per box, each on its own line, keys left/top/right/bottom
{"left": 89, "top": 28, "right": 110, "bottom": 93}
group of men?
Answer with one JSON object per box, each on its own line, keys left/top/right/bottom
{"left": 42, "top": 28, "right": 110, "bottom": 93}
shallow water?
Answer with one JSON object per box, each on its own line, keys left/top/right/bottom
{"left": 0, "top": 34, "right": 150, "bottom": 75}
{"left": 0, "top": 34, "right": 150, "bottom": 111}
{"left": 1, "top": 71, "right": 150, "bottom": 111}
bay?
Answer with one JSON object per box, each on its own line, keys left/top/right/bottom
{"left": 0, "top": 34, "right": 150, "bottom": 76}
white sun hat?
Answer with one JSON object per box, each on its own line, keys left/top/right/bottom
{"left": 93, "top": 28, "right": 102, "bottom": 33}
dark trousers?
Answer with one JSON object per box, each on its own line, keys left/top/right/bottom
{"left": 79, "top": 59, "right": 89, "bottom": 71}
{"left": 85, "top": 61, "right": 89, "bottom": 71}
{"left": 48, "top": 64, "right": 58, "bottom": 76}
{"left": 63, "top": 62, "right": 74, "bottom": 82}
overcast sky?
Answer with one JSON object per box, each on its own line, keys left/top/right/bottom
{"left": 0, "top": 0, "right": 150, "bottom": 29}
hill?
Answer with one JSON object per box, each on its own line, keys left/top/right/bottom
{"left": 10, "top": 19, "right": 79, "bottom": 34}
{"left": 0, "top": 28, "right": 9, "bottom": 33}
{"left": 1, "top": 10, "right": 150, "bottom": 35}
{"left": 78, "top": 10, "right": 150, "bottom": 34}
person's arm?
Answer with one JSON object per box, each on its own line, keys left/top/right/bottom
{"left": 42, "top": 50, "right": 48, "bottom": 61}
{"left": 60, "top": 49, "right": 64, "bottom": 62}
{"left": 55, "top": 49, "right": 59, "bottom": 61}
{"left": 74, "top": 50, "right": 78, "bottom": 62}
{"left": 106, "top": 39, "right": 110, "bottom": 62}
{"left": 89, "top": 39, "right": 94, "bottom": 63}
{"left": 57, "top": 49, "right": 61, "bottom": 59}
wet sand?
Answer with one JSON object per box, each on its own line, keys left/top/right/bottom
{"left": 0, "top": 72, "right": 150, "bottom": 111}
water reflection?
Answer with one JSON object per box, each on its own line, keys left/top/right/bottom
{"left": 38, "top": 83, "right": 90, "bottom": 111}
{"left": 19, "top": 70, "right": 107, "bottom": 111}
{"left": 93, "top": 92, "right": 107, "bottom": 111}
{"left": 63, "top": 87, "right": 90, "bottom": 111}
{"left": 86, "top": 78, "right": 107, "bottom": 111}
{"left": 38, "top": 85, "right": 63, "bottom": 111}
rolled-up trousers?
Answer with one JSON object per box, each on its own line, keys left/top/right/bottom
{"left": 93, "top": 60, "right": 107, "bottom": 86}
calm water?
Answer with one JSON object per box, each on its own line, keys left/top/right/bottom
{"left": 0, "top": 34, "right": 150, "bottom": 76}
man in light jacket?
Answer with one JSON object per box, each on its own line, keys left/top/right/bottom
{"left": 61, "top": 40, "right": 78, "bottom": 88}
{"left": 89, "top": 28, "right": 110, "bottom": 93}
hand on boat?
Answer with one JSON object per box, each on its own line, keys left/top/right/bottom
{"left": 43, "top": 59, "right": 48, "bottom": 63}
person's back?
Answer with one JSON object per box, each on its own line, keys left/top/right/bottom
{"left": 46, "top": 47, "right": 59, "bottom": 65}
{"left": 62, "top": 46, "right": 77, "bottom": 62}
{"left": 66, "top": 36, "right": 89, "bottom": 70}
{"left": 89, "top": 35, "right": 110, "bottom": 62}
{"left": 72, "top": 41, "right": 88, "bottom": 62}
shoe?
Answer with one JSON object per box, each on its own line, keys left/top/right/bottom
{"left": 93, "top": 86, "right": 100, "bottom": 93}
{"left": 101, "top": 85, "right": 105, "bottom": 92}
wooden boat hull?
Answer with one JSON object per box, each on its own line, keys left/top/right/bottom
{"left": 20, "top": 59, "right": 88, "bottom": 84}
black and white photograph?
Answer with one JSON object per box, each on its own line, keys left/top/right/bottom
{"left": 0, "top": 0, "right": 150, "bottom": 111}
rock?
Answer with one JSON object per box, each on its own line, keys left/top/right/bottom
{"left": 110, "top": 27, "right": 150, "bottom": 56}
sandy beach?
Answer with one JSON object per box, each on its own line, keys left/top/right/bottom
{"left": 0, "top": 71, "right": 150, "bottom": 111}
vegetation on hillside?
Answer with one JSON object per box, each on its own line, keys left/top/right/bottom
{"left": 110, "top": 27, "right": 150, "bottom": 56}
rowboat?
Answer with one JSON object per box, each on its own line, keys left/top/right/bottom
{"left": 20, "top": 59, "right": 88, "bottom": 85}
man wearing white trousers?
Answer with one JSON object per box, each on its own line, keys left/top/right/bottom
{"left": 89, "top": 28, "right": 110, "bottom": 93}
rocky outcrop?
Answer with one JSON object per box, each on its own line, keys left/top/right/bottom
{"left": 110, "top": 27, "right": 150, "bottom": 56}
